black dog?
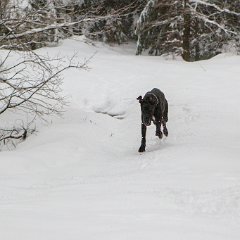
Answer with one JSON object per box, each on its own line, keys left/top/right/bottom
{"left": 137, "top": 88, "right": 168, "bottom": 152}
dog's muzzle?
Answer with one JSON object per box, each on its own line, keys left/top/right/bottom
{"left": 143, "top": 118, "right": 152, "bottom": 126}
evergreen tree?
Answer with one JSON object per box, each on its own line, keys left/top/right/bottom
{"left": 136, "top": 0, "right": 240, "bottom": 61}
{"left": 136, "top": 0, "right": 182, "bottom": 56}
{"left": 75, "top": 0, "right": 146, "bottom": 43}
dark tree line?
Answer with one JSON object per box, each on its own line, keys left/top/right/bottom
{"left": 0, "top": 0, "right": 145, "bottom": 49}
{"left": 0, "top": 0, "right": 239, "bottom": 59}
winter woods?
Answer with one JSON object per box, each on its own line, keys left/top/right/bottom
{"left": 0, "top": 0, "right": 145, "bottom": 49}
{"left": 1, "top": 0, "right": 239, "bottom": 59}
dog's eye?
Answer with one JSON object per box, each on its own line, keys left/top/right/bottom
{"left": 148, "top": 97, "right": 155, "bottom": 105}
{"left": 149, "top": 100, "right": 155, "bottom": 105}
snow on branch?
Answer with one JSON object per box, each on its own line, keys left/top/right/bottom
{"left": 0, "top": 48, "right": 92, "bottom": 148}
{"left": 0, "top": 50, "right": 89, "bottom": 117}
{"left": 190, "top": 0, "right": 240, "bottom": 16}
{"left": 195, "top": 11, "right": 238, "bottom": 36}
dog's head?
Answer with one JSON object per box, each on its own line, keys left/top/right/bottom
{"left": 137, "top": 93, "right": 158, "bottom": 126}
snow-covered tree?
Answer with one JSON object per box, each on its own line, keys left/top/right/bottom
{"left": 0, "top": 0, "right": 146, "bottom": 49}
{"left": 0, "top": 48, "right": 87, "bottom": 147}
{"left": 136, "top": 0, "right": 240, "bottom": 61}
{"left": 136, "top": 0, "right": 182, "bottom": 56}
{"left": 74, "top": 0, "right": 146, "bottom": 44}
{"left": 0, "top": 0, "right": 88, "bottom": 147}
{"left": 0, "top": 0, "right": 76, "bottom": 49}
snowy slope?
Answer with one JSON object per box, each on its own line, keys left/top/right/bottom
{"left": 0, "top": 36, "right": 240, "bottom": 240}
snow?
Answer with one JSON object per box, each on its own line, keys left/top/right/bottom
{"left": 0, "top": 36, "right": 240, "bottom": 239}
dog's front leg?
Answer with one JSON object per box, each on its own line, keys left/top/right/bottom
{"left": 139, "top": 123, "right": 147, "bottom": 152}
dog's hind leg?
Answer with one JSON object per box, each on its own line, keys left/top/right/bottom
{"left": 162, "top": 119, "right": 168, "bottom": 137}
{"left": 163, "top": 99, "right": 168, "bottom": 123}
{"left": 162, "top": 100, "right": 168, "bottom": 137}
{"left": 139, "top": 123, "right": 147, "bottom": 152}
{"left": 154, "top": 109, "right": 163, "bottom": 139}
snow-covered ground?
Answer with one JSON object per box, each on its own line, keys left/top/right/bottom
{"left": 1, "top": 36, "right": 240, "bottom": 240}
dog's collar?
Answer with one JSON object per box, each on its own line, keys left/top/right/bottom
{"left": 146, "top": 92, "right": 159, "bottom": 105}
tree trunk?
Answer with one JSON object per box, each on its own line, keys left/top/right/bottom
{"left": 194, "top": 20, "right": 200, "bottom": 61}
{"left": 182, "top": 0, "right": 191, "bottom": 61}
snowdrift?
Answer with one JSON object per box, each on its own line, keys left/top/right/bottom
{"left": 0, "top": 36, "right": 240, "bottom": 240}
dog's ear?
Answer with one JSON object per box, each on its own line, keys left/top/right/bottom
{"left": 137, "top": 96, "right": 143, "bottom": 103}
{"left": 137, "top": 96, "right": 142, "bottom": 103}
